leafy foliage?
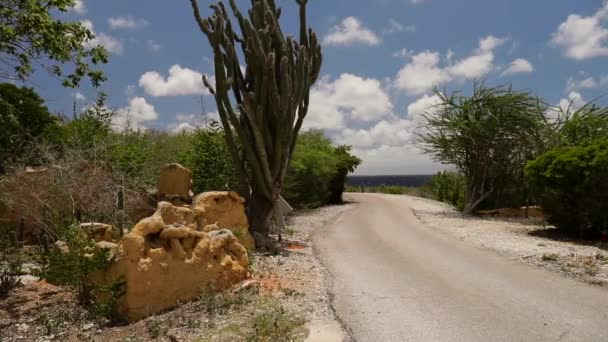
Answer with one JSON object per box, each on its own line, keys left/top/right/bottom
{"left": 180, "top": 122, "right": 240, "bottom": 195}
{"left": 0, "top": 0, "right": 108, "bottom": 87}
{"left": 526, "top": 138, "right": 608, "bottom": 237}
{"left": 426, "top": 171, "right": 466, "bottom": 211}
{"left": 283, "top": 131, "right": 360, "bottom": 208}
{"left": 420, "top": 83, "right": 547, "bottom": 214}
{"left": 555, "top": 103, "right": 608, "bottom": 146}
{"left": 39, "top": 222, "right": 124, "bottom": 318}
{"left": 327, "top": 145, "right": 362, "bottom": 204}
{"left": 61, "top": 92, "right": 114, "bottom": 152}
{"left": 106, "top": 130, "right": 154, "bottom": 183}
{"left": 0, "top": 83, "right": 60, "bottom": 172}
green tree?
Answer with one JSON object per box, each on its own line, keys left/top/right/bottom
{"left": 106, "top": 129, "right": 153, "bottom": 183}
{"left": 426, "top": 171, "right": 465, "bottom": 211}
{"left": 0, "top": 83, "right": 60, "bottom": 171}
{"left": 180, "top": 122, "right": 240, "bottom": 194}
{"left": 62, "top": 92, "right": 114, "bottom": 155}
{"left": 283, "top": 131, "right": 360, "bottom": 208}
{"left": 553, "top": 103, "right": 608, "bottom": 147}
{"left": 327, "top": 145, "right": 361, "bottom": 204}
{"left": 189, "top": 0, "right": 323, "bottom": 244}
{"left": 420, "top": 83, "right": 547, "bottom": 214}
{"left": 0, "top": 0, "right": 107, "bottom": 87}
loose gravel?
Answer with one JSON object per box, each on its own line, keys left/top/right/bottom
{"left": 406, "top": 195, "right": 608, "bottom": 287}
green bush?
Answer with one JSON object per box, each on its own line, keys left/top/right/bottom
{"left": 282, "top": 131, "right": 360, "bottom": 208}
{"left": 426, "top": 171, "right": 465, "bottom": 211}
{"left": 106, "top": 130, "right": 154, "bottom": 184}
{"left": 179, "top": 124, "right": 240, "bottom": 195}
{"left": 525, "top": 138, "right": 608, "bottom": 237}
{"left": 326, "top": 146, "right": 361, "bottom": 204}
{"left": 39, "top": 223, "right": 124, "bottom": 318}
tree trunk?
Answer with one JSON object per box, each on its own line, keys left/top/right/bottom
{"left": 463, "top": 201, "right": 476, "bottom": 215}
{"left": 463, "top": 187, "right": 493, "bottom": 215}
{"left": 247, "top": 192, "right": 275, "bottom": 237}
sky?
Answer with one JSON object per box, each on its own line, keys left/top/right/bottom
{"left": 24, "top": 0, "right": 608, "bottom": 175}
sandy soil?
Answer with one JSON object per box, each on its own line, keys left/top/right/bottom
{"left": 406, "top": 195, "right": 608, "bottom": 287}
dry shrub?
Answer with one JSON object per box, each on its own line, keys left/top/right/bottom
{"left": 0, "top": 144, "right": 154, "bottom": 241}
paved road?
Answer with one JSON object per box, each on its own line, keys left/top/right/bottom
{"left": 314, "top": 193, "right": 608, "bottom": 342}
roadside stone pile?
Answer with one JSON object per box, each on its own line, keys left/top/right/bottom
{"left": 96, "top": 199, "right": 250, "bottom": 321}
{"left": 89, "top": 164, "right": 254, "bottom": 321}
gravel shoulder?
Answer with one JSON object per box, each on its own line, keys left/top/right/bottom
{"left": 257, "top": 203, "right": 356, "bottom": 342}
{"left": 405, "top": 195, "right": 608, "bottom": 287}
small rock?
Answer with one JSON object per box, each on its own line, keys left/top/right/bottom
{"left": 82, "top": 323, "right": 95, "bottom": 330}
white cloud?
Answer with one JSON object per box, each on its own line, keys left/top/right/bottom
{"left": 445, "top": 49, "right": 455, "bottom": 63}
{"left": 566, "top": 75, "right": 608, "bottom": 92}
{"left": 394, "top": 51, "right": 451, "bottom": 95}
{"left": 113, "top": 97, "right": 159, "bottom": 130}
{"left": 393, "top": 48, "right": 414, "bottom": 60}
{"left": 330, "top": 92, "right": 449, "bottom": 174}
{"left": 108, "top": 16, "right": 149, "bottom": 30}
{"left": 81, "top": 20, "right": 124, "bottom": 55}
{"left": 448, "top": 52, "right": 495, "bottom": 79}
{"left": 410, "top": 0, "right": 425, "bottom": 5}
{"left": 546, "top": 91, "right": 587, "bottom": 120}
{"left": 73, "top": 92, "right": 86, "bottom": 102}
{"left": 551, "top": 2, "right": 608, "bottom": 60}
{"left": 352, "top": 145, "right": 444, "bottom": 175}
{"left": 168, "top": 112, "right": 220, "bottom": 133}
{"left": 334, "top": 118, "right": 443, "bottom": 175}
{"left": 383, "top": 19, "right": 416, "bottom": 34}
{"left": 147, "top": 40, "right": 161, "bottom": 52}
{"left": 394, "top": 35, "right": 508, "bottom": 95}
{"left": 169, "top": 114, "right": 201, "bottom": 133}
{"left": 407, "top": 93, "right": 442, "bottom": 121}
{"left": 478, "top": 36, "right": 509, "bottom": 52}
{"left": 70, "top": 0, "right": 86, "bottom": 15}
{"left": 310, "top": 87, "right": 448, "bottom": 174}
{"left": 305, "top": 74, "right": 393, "bottom": 131}
{"left": 139, "top": 65, "right": 212, "bottom": 97}
{"left": 446, "top": 35, "right": 508, "bottom": 79}
{"left": 558, "top": 91, "right": 586, "bottom": 113}
{"left": 337, "top": 119, "right": 415, "bottom": 149}
{"left": 323, "top": 17, "right": 381, "bottom": 46}
{"left": 501, "top": 58, "right": 534, "bottom": 76}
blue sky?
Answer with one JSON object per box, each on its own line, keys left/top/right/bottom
{"left": 26, "top": 0, "right": 608, "bottom": 174}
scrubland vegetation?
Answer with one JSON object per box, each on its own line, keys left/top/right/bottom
{"left": 2, "top": 0, "right": 608, "bottom": 340}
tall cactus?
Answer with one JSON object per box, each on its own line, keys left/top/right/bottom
{"left": 188, "top": 0, "right": 322, "bottom": 244}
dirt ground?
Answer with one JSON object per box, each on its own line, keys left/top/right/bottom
{"left": 407, "top": 195, "right": 608, "bottom": 287}
{"left": 0, "top": 204, "right": 352, "bottom": 342}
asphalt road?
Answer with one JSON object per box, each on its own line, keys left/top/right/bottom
{"left": 314, "top": 193, "right": 608, "bottom": 342}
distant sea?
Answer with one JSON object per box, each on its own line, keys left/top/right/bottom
{"left": 347, "top": 175, "right": 433, "bottom": 187}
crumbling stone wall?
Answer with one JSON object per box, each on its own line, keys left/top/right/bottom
{"left": 157, "top": 163, "right": 193, "bottom": 199}
{"left": 98, "top": 201, "right": 249, "bottom": 322}
{"left": 192, "top": 191, "right": 255, "bottom": 250}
